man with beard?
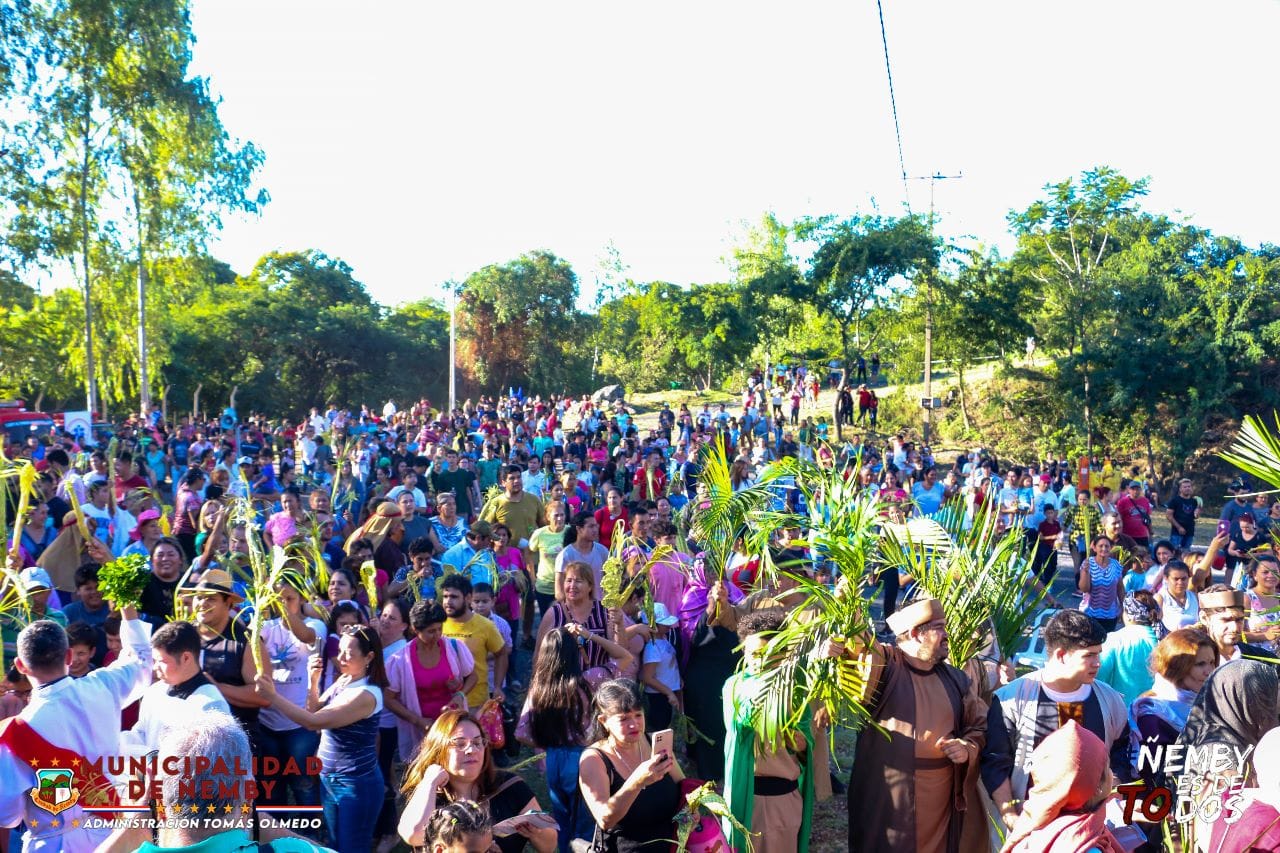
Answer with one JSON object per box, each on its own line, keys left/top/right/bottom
{"left": 1198, "top": 585, "right": 1280, "bottom": 663}
{"left": 439, "top": 574, "right": 507, "bottom": 710}
{"left": 828, "top": 597, "right": 988, "bottom": 853}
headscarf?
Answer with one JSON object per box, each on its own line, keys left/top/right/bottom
{"left": 1122, "top": 592, "right": 1166, "bottom": 639}
{"left": 1178, "top": 660, "right": 1279, "bottom": 767}
{"left": 343, "top": 500, "right": 402, "bottom": 555}
{"left": 1001, "top": 720, "right": 1124, "bottom": 853}
{"left": 1131, "top": 676, "right": 1196, "bottom": 735}
{"left": 36, "top": 512, "right": 90, "bottom": 592}
{"left": 678, "top": 552, "right": 745, "bottom": 647}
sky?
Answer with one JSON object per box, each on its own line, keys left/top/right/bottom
{"left": 188, "top": 0, "right": 1280, "bottom": 308}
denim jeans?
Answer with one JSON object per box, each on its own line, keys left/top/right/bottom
{"left": 545, "top": 745, "right": 595, "bottom": 849}
{"left": 258, "top": 725, "right": 321, "bottom": 806}
{"left": 322, "top": 768, "right": 383, "bottom": 853}
{"left": 1170, "top": 532, "right": 1195, "bottom": 551}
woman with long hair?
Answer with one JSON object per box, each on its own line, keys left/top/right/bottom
{"left": 138, "top": 536, "right": 189, "bottom": 628}
{"left": 256, "top": 623, "right": 389, "bottom": 853}
{"left": 518, "top": 626, "right": 633, "bottom": 849}
{"left": 398, "top": 710, "right": 556, "bottom": 853}
{"left": 578, "top": 679, "right": 683, "bottom": 851}
{"left": 1244, "top": 553, "right": 1280, "bottom": 652}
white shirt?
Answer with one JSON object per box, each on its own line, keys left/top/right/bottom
{"left": 119, "top": 676, "right": 229, "bottom": 756}
{"left": 259, "top": 617, "right": 327, "bottom": 732}
{"left": 0, "top": 618, "right": 153, "bottom": 850}
{"left": 386, "top": 485, "right": 427, "bottom": 509}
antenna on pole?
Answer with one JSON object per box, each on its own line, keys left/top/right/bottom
{"left": 907, "top": 171, "right": 962, "bottom": 445}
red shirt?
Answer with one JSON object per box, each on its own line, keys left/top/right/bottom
{"left": 632, "top": 467, "right": 667, "bottom": 501}
{"left": 594, "top": 507, "right": 629, "bottom": 550}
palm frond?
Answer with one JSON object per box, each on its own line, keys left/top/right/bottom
{"left": 1221, "top": 413, "right": 1280, "bottom": 490}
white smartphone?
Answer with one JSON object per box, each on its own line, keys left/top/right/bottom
{"left": 650, "top": 728, "right": 674, "bottom": 759}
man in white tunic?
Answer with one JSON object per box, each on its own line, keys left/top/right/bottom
{"left": 0, "top": 609, "right": 152, "bottom": 851}
{"left": 120, "top": 621, "right": 229, "bottom": 756}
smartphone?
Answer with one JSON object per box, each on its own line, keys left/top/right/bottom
{"left": 1217, "top": 520, "right": 1230, "bottom": 537}
{"left": 651, "top": 728, "right": 674, "bottom": 759}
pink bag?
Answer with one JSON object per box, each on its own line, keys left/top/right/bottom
{"left": 673, "top": 778, "right": 734, "bottom": 853}
{"left": 477, "top": 699, "right": 506, "bottom": 749}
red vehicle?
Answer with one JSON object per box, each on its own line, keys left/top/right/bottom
{"left": 0, "top": 400, "right": 55, "bottom": 446}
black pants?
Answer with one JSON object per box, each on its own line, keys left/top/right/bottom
{"left": 645, "top": 692, "right": 674, "bottom": 733}
{"left": 879, "top": 567, "right": 899, "bottom": 619}
{"left": 375, "top": 726, "right": 398, "bottom": 837}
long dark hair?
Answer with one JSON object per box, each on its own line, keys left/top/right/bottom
{"left": 563, "top": 510, "right": 594, "bottom": 548}
{"left": 528, "top": 628, "right": 590, "bottom": 748}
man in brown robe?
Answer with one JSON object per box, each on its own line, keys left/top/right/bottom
{"left": 832, "top": 597, "right": 988, "bottom": 853}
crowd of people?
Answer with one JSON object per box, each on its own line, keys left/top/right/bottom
{"left": 1, "top": 374, "right": 1279, "bottom": 853}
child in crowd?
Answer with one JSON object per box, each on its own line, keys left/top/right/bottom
{"left": 640, "top": 603, "right": 682, "bottom": 732}
{"left": 65, "top": 621, "right": 98, "bottom": 678}
{"left": 471, "top": 582, "right": 513, "bottom": 694}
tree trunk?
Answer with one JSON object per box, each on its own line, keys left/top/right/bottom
{"left": 956, "top": 363, "right": 972, "bottom": 433}
{"left": 193, "top": 383, "right": 203, "bottom": 423}
{"left": 135, "top": 191, "right": 150, "bottom": 417}
{"left": 79, "top": 86, "right": 97, "bottom": 416}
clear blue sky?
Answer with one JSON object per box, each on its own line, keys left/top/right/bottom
{"left": 189, "top": 0, "right": 1280, "bottom": 307}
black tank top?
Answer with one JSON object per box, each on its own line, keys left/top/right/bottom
{"left": 587, "top": 746, "right": 680, "bottom": 853}
{"left": 202, "top": 618, "right": 260, "bottom": 729}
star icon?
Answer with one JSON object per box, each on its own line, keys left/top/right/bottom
{"left": 171, "top": 804, "right": 182, "bottom": 815}
{"left": 240, "top": 803, "right": 252, "bottom": 815}
{"left": 71, "top": 758, "right": 80, "bottom": 768}
{"left": 49, "top": 758, "right": 59, "bottom": 767}
{"left": 28, "top": 758, "right": 38, "bottom": 767}
{"left": 72, "top": 819, "right": 80, "bottom": 828}
{"left": 223, "top": 804, "right": 233, "bottom": 814}
{"left": 28, "top": 820, "right": 38, "bottom": 829}
{"left": 50, "top": 819, "right": 59, "bottom": 828}
{"left": 206, "top": 804, "right": 216, "bottom": 814}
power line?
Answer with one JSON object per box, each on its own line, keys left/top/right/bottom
{"left": 874, "top": 0, "right": 910, "bottom": 212}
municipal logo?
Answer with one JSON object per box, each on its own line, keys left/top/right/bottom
{"left": 30, "top": 768, "right": 79, "bottom": 815}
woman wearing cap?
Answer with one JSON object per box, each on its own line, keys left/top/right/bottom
{"left": 257, "top": 623, "right": 389, "bottom": 853}
{"left": 121, "top": 507, "right": 164, "bottom": 559}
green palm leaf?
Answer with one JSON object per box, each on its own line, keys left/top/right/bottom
{"left": 1220, "top": 413, "right": 1280, "bottom": 491}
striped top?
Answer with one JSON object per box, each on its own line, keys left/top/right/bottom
{"left": 317, "top": 677, "right": 383, "bottom": 777}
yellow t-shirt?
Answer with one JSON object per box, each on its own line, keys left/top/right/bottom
{"left": 443, "top": 613, "right": 506, "bottom": 708}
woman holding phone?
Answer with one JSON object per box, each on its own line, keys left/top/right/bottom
{"left": 579, "top": 679, "right": 683, "bottom": 852}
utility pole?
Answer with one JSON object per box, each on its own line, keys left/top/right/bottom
{"left": 909, "top": 171, "right": 961, "bottom": 446}
{"left": 448, "top": 285, "right": 457, "bottom": 415}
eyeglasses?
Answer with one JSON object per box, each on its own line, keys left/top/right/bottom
{"left": 447, "top": 737, "right": 486, "bottom": 752}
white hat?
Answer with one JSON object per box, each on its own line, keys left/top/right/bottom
{"left": 19, "top": 566, "right": 53, "bottom": 592}
{"left": 645, "top": 603, "right": 679, "bottom": 627}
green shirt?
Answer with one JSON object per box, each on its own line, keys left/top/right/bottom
{"left": 137, "top": 828, "right": 332, "bottom": 853}
{"left": 476, "top": 458, "right": 503, "bottom": 491}
{"left": 1, "top": 606, "right": 67, "bottom": 647}
{"left": 529, "top": 525, "right": 567, "bottom": 594}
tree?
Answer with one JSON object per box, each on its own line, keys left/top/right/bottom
{"left": 796, "top": 213, "right": 938, "bottom": 369}
{"left": 456, "top": 251, "right": 588, "bottom": 395}
{"left": 1008, "top": 167, "right": 1149, "bottom": 457}
{"left": 3, "top": 0, "right": 264, "bottom": 415}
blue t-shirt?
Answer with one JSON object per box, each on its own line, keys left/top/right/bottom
{"left": 912, "top": 482, "right": 947, "bottom": 516}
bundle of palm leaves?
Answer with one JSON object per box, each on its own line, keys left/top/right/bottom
{"left": 880, "top": 504, "right": 1047, "bottom": 667}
